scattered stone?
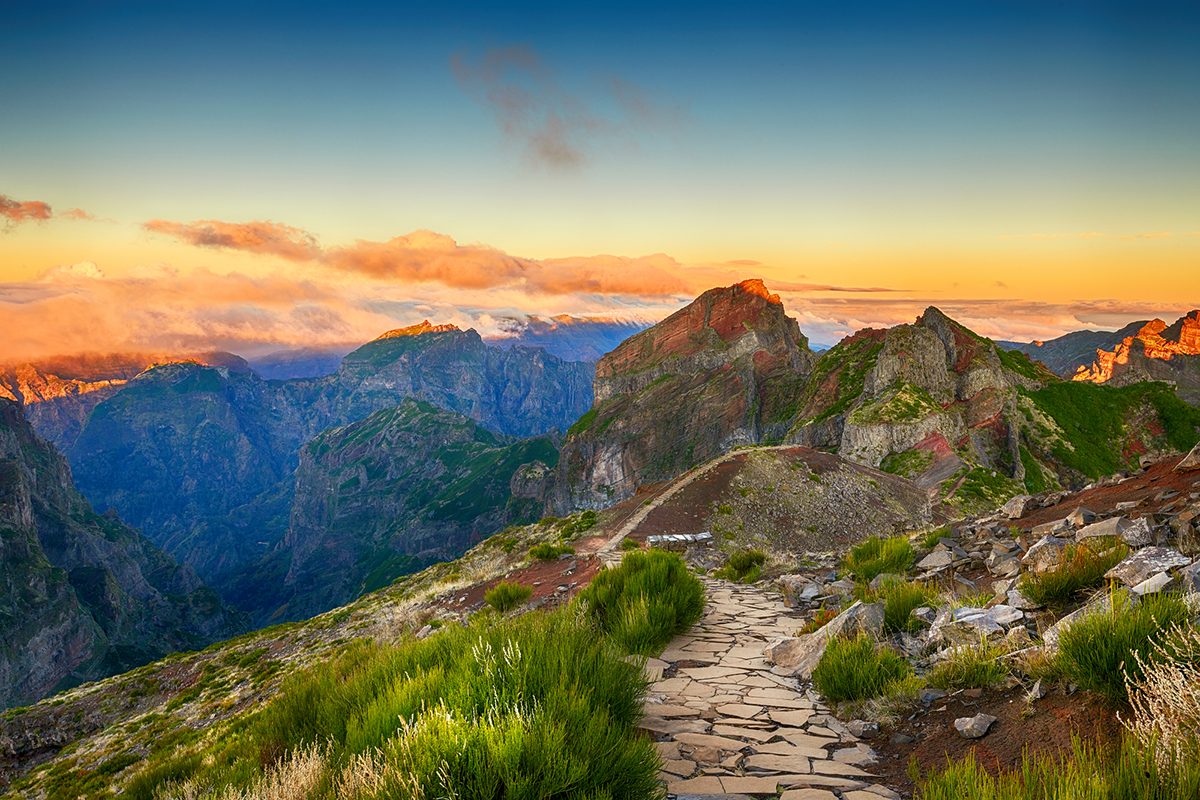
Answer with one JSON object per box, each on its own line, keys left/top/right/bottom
{"left": 1119, "top": 518, "right": 1156, "bottom": 548}
{"left": 1044, "top": 590, "right": 1139, "bottom": 650}
{"left": 1105, "top": 547, "right": 1191, "bottom": 587}
{"left": 990, "top": 557, "right": 1023, "bottom": 578}
{"left": 1067, "top": 507, "right": 1096, "bottom": 528}
{"left": 765, "top": 601, "right": 884, "bottom": 678}
{"left": 916, "top": 550, "right": 954, "bottom": 570}
{"left": 954, "top": 713, "right": 997, "bottom": 739}
{"left": 1180, "top": 560, "right": 1200, "bottom": 594}
{"left": 847, "top": 720, "right": 879, "bottom": 739}
{"left": 1005, "top": 626, "right": 1032, "bottom": 649}
{"left": 889, "top": 733, "right": 915, "bottom": 745}
{"left": 1176, "top": 442, "right": 1200, "bottom": 472}
{"left": 1002, "top": 494, "right": 1035, "bottom": 519}
{"left": 1028, "top": 679, "right": 1048, "bottom": 700}
{"left": 869, "top": 572, "right": 904, "bottom": 590}
{"left": 1076, "top": 516, "right": 1130, "bottom": 542}
{"left": 930, "top": 605, "right": 1022, "bottom": 646}
{"left": 911, "top": 606, "right": 936, "bottom": 625}
{"left": 1132, "top": 571, "right": 1175, "bottom": 596}
{"left": 1006, "top": 589, "right": 1041, "bottom": 610}
{"left": 1022, "top": 535, "right": 1072, "bottom": 574}
{"left": 918, "top": 687, "right": 948, "bottom": 706}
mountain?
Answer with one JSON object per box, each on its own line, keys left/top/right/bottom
{"left": 553, "top": 279, "right": 817, "bottom": 511}
{"left": 483, "top": 314, "right": 653, "bottom": 362}
{"left": 274, "top": 399, "right": 557, "bottom": 621}
{"left": 1068, "top": 311, "right": 1200, "bottom": 404}
{"left": 0, "top": 399, "right": 243, "bottom": 709}
{"left": 0, "top": 351, "right": 250, "bottom": 452}
{"left": 1000, "top": 321, "right": 1146, "bottom": 377}
{"left": 63, "top": 325, "right": 591, "bottom": 619}
{"left": 246, "top": 346, "right": 353, "bottom": 379}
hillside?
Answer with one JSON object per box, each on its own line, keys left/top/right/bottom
{"left": 1001, "top": 321, "right": 1146, "bottom": 377}
{"left": 0, "top": 399, "right": 243, "bottom": 710}
{"left": 554, "top": 279, "right": 817, "bottom": 511}
{"left": 1069, "top": 311, "right": 1200, "bottom": 404}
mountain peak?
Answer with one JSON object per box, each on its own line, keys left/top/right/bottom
{"left": 1074, "top": 309, "right": 1200, "bottom": 383}
{"left": 374, "top": 320, "right": 461, "bottom": 340}
{"left": 735, "top": 278, "right": 781, "bottom": 304}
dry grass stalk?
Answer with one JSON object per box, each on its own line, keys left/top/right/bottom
{"left": 156, "top": 742, "right": 329, "bottom": 800}
{"left": 1124, "top": 623, "right": 1200, "bottom": 769}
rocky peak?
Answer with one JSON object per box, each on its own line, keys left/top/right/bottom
{"left": 594, "top": 279, "right": 810, "bottom": 402}
{"left": 1073, "top": 310, "right": 1200, "bottom": 384}
{"left": 374, "top": 320, "right": 461, "bottom": 339}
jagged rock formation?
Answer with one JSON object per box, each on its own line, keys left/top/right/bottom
{"left": 278, "top": 399, "right": 557, "bottom": 621}
{"left": 554, "top": 280, "right": 816, "bottom": 511}
{"left": 1070, "top": 312, "right": 1200, "bottom": 404}
{"left": 0, "top": 399, "right": 242, "bottom": 709}
{"left": 0, "top": 352, "right": 249, "bottom": 451}
{"left": 784, "top": 308, "right": 1055, "bottom": 509}
{"left": 64, "top": 327, "right": 590, "bottom": 619}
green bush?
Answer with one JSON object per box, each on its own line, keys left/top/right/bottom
{"left": 484, "top": 580, "right": 533, "bottom": 612}
{"left": 927, "top": 638, "right": 1010, "bottom": 690}
{"left": 916, "top": 734, "right": 1200, "bottom": 800}
{"left": 812, "top": 633, "right": 914, "bottom": 703}
{"left": 143, "top": 609, "right": 663, "bottom": 800}
{"left": 713, "top": 549, "right": 767, "bottom": 583}
{"left": 528, "top": 542, "right": 575, "bottom": 560}
{"left": 1019, "top": 542, "right": 1129, "bottom": 608}
{"left": 844, "top": 536, "right": 915, "bottom": 582}
{"left": 621, "top": 537, "right": 641, "bottom": 551}
{"left": 579, "top": 549, "right": 705, "bottom": 656}
{"left": 1055, "top": 590, "right": 1192, "bottom": 702}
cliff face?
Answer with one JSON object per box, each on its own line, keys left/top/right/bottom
{"left": 554, "top": 280, "right": 816, "bottom": 511}
{"left": 0, "top": 399, "right": 242, "bottom": 709}
{"left": 63, "top": 328, "right": 590, "bottom": 620}
{"left": 1001, "top": 321, "right": 1146, "bottom": 377}
{"left": 1072, "top": 311, "right": 1200, "bottom": 404}
{"left": 279, "top": 399, "right": 556, "bottom": 621}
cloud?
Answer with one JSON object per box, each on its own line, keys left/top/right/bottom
{"left": 0, "top": 193, "right": 52, "bottom": 226}
{"left": 1118, "top": 232, "right": 1172, "bottom": 240}
{"left": 60, "top": 207, "right": 117, "bottom": 224}
{"left": 451, "top": 45, "right": 682, "bottom": 170}
{"left": 1000, "top": 233, "right": 1106, "bottom": 240}
{"left": 39, "top": 261, "right": 107, "bottom": 282}
{"left": 142, "top": 219, "right": 324, "bottom": 261}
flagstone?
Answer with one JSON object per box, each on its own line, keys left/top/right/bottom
{"left": 681, "top": 666, "right": 750, "bottom": 680}
{"left": 643, "top": 703, "right": 702, "bottom": 717}
{"left": 674, "top": 732, "right": 752, "bottom": 751}
{"left": 744, "top": 753, "right": 812, "bottom": 773}
{"left": 769, "top": 709, "right": 815, "bottom": 727}
{"left": 715, "top": 703, "right": 763, "bottom": 719}
{"left": 713, "top": 725, "right": 776, "bottom": 742}
{"left": 666, "top": 776, "right": 724, "bottom": 794}
{"left": 752, "top": 741, "right": 829, "bottom": 760}
{"left": 722, "top": 776, "right": 785, "bottom": 793}
{"left": 811, "top": 760, "right": 871, "bottom": 776}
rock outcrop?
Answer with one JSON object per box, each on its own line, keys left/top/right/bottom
{"left": 1072, "top": 311, "right": 1200, "bottom": 403}
{"left": 554, "top": 280, "right": 816, "bottom": 511}
{"left": 0, "top": 399, "right": 242, "bottom": 709}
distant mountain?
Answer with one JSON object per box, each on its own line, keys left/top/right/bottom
{"left": 554, "top": 280, "right": 817, "bottom": 511}
{"left": 0, "top": 399, "right": 243, "bottom": 709}
{"left": 62, "top": 326, "right": 591, "bottom": 621}
{"left": 1067, "top": 311, "right": 1200, "bottom": 404}
{"left": 483, "top": 314, "right": 653, "bottom": 362}
{"left": 246, "top": 347, "right": 353, "bottom": 379}
{"left": 1000, "top": 321, "right": 1147, "bottom": 377}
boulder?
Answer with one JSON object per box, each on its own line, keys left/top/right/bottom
{"left": 930, "top": 605, "right": 1023, "bottom": 647}
{"left": 1179, "top": 560, "right": 1200, "bottom": 594}
{"left": 1002, "top": 495, "right": 1035, "bottom": 520}
{"left": 1066, "top": 507, "right": 1096, "bottom": 528}
{"left": 1006, "top": 589, "right": 1041, "bottom": 610}
{"left": 1105, "top": 547, "right": 1191, "bottom": 587}
{"left": 1076, "top": 516, "right": 1130, "bottom": 542}
{"left": 1119, "top": 518, "right": 1156, "bottom": 549}
{"left": 954, "top": 713, "right": 997, "bottom": 739}
{"left": 1132, "top": 572, "right": 1175, "bottom": 596}
{"left": 1022, "top": 535, "right": 1072, "bottom": 574}
{"left": 764, "top": 600, "right": 885, "bottom": 678}
{"left": 1176, "top": 442, "right": 1200, "bottom": 473}
{"left": 916, "top": 550, "right": 955, "bottom": 571}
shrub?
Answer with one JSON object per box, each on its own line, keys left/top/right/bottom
{"left": 713, "top": 549, "right": 767, "bottom": 583}
{"left": 812, "top": 633, "right": 914, "bottom": 703}
{"left": 797, "top": 605, "right": 839, "bottom": 636}
{"left": 844, "top": 536, "right": 914, "bottom": 582}
{"left": 1019, "top": 541, "right": 1129, "bottom": 607}
{"left": 621, "top": 537, "right": 640, "bottom": 551}
{"left": 579, "top": 549, "right": 706, "bottom": 656}
{"left": 919, "top": 526, "right": 949, "bottom": 549}
{"left": 148, "top": 609, "right": 663, "bottom": 800}
{"left": 1055, "top": 590, "right": 1191, "bottom": 702}
{"left": 927, "top": 638, "right": 1010, "bottom": 690}
{"left": 916, "top": 734, "right": 1200, "bottom": 800}
{"left": 483, "top": 580, "right": 533, "bottom": 613}
{"left": 528, "top": 542, "right": 575, "bottom": 560}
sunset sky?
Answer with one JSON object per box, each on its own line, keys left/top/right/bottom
{"left": 2, "top": 1, "right": 1198, "bottom": 359}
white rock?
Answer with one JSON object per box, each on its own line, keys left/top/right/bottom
{"left": 954, "top": 713, "right": 997, "bottom": 738}
{"left": 1002, "top": 495, "right": 1035, "bottom": 519}
{"left": 1105, "top": 547, "right": 1192, "bottom": 587}
{"left": 1132, "top": 571, "right": 1175, "bottom": 596}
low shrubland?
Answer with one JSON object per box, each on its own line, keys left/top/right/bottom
{"left": 926, "top": 638, "right": 1010, "bottom": 691}
{"left": 483, "top": 580, "right": 533, "bottom": 612}
{"left": 1018, "top": 541, "right": 1129, "bottom": 608}
{"left": 1054, "top": 589, "right": 1191, "bottom": 702}
{"left": 127, "top": 608, "right": 664, "bottom": 800}
{"left": 812, "top": 632, "right": 915, "bottom": 703}
{"left": 844, "top": 536, "right": 914, "bottom": 582}
{"left": 713, "top": 548, "right": 767, "bottom": 583}
{"left": 578, "top": 549, "right": 706, "bottom": 656}
{"left": 528, "top": 542, "right": 575, "bottom": 561}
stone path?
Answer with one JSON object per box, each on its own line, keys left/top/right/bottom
{"left": 641, "top": 578, "right": 901, "bottom": 800}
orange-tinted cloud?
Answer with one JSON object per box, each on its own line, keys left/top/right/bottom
{"left": 0, "top": 194, "right": 52, "bottom": 226}
{"left": 1118, "top": 232, "right": 1171, "bottom": 240}
{"left": 60, "top": 208, "right": 116, "bottom": 223}
{"left": 143, "top": 218, "right": 324, "bottom": 261}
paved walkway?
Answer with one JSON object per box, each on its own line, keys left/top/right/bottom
{"left": 641, "top": 578, "right": 901, "bottom": 800}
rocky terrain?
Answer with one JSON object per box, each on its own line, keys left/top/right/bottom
{"left": 554, "top": 279, "right": 817, "bottom": 511}
{"left": 1001, "top": 321, "right": 1147, "bottom": 377}
{"left": 0, "top": 399, "right": 243, "bottom": 711}
{"left": 1069, "top": 311, "right": 1200, "bottom": 404}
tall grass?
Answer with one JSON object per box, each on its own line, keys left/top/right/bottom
{"left": 484, "top": 580, "right": 533, "bottom": 612}
{"left": 812, "top": 633, "right": 914, "bottom": 703}
{"left": 844, "top": 536, "right": 914, "bottom": 582}
{"left": 144, "top": 608, "right": 663, "bottom": 799}
{"left": 579, "top": 549, "right": 706, "bottom": 655}
{"left": 917, "top": 734, "right": 1200, "bottom": 800}
{"left": 927, "top": 638, "right": 1010, "bottom": 690}
{"left": 1055, "top": 590, "right": 1191, "bottom": 702}
{"left": 713, "top": 548, "right": 767, "bottom": 583}
{"left": 1019, "top": 542, "right": 1128, "bottom": 608}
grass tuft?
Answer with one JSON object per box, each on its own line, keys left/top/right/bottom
{"left": 927, "top": 638, "right": 1010, "bottom": 690}
{"left": 1019, "top": 541, "right": 1128, "bottom": 608}
{"left": 528, "top": 542, "right": 575, "bottom": 561}
{"left": 812, "top": 632, "right": 914, "bottom": 703}
{"left": 713, "top": 549, "right": 767, "bottom": 583}
{"left": 483, "top": 580, "right": 533, "bottom": 612}
{"left": 844, "top": 536, "right": 915, "bottom": 582}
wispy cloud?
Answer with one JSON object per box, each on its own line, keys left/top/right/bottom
{"left": 1000, "top": 232, "right": 1105, "bottom": 240}
{"left": 1118, "top": 232, "right": 1171, "bottom": 240}
{"left": 450, "top": 45, "right": 683, "bottom": 170}
{"left": 60, "top": 207, "right": 117, "bottom": 224}
{"left": 0, "top": 193, "right": 52, "bottom": 227}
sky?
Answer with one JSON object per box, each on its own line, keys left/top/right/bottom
{"left": 2, "top": 0, "right": 1198, "bottom": 359}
